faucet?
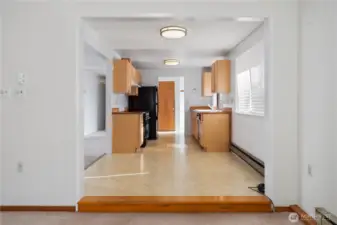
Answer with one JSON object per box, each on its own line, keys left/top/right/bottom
{"left": 207, "top": 104, "right": 216, "bottom": 111}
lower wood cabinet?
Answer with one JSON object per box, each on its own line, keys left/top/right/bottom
{"left": 199, "top": 118, "right": 204, "bottom": 147}
{"left": 190, "top": 110, "right": 231, "bottom": 152}
{"left": 191, "top": 111, "right": 198, "bottom": 140}
{"left": 112, "top": 113, "right": 143, "bottom": 153}
{"left": 199, "top": 113, "right": 230, "bottom": 152}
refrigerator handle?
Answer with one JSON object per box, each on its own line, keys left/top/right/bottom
{"left": 156, "top": 87, "right": 158, "bottom": 120}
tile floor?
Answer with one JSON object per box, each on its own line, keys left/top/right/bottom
{"left": 0, "top": 212, "right": 303, "bottom": 225}
{"left": 84, "top": 131, "right": 109, "bottom": 170}
{"left": 84, "top": 133, "right": 263, "bottom": 196}
{"left": 84, "top": 154, "right": 105, "bottom": 170}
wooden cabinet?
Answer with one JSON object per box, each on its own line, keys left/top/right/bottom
{"left": 199, "top": 113, "right": 230, "bottom": 152}
{"left": 198, "top": 115, "right": 204, "bottom": 147}
{"left": 190, "top": 109, "right": 231, "bottom": 152}
{"left": 139, "top": 117, "right": 144, "bottom": 147}
{"left": 191, "top": 111, "right": 198, "bottom": 140}
{"left": 135, "top": 70, "right": 141, "bottom": 84}
{"left": 129, "top": 70, "right": 142, "bottom": 96}
{"left": 190, "top": 106, "right": 211, "bottom": 141}
{"left": 113, "top": 59, "right": 141, "bottom": 95}
{"left": 129, "top": 86, "right": 139, "bottom": 96}
{"left": 202, "top": 72, "right": 213, "bottom": 96}
{"left": 112, "top": 113, "right": 143, "bottom": 153}
{"left": 113, "top": 59, "right": 131, "bottom": 94}
{"left": 211, "top": 60, "right": 231, "bottom": 94}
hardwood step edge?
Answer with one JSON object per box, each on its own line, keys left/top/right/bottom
{"left": 78, "top": 196, "right": 271, "bottom": 206}
{"left": 78, "top": 204, "right": 273, "bottom": 213}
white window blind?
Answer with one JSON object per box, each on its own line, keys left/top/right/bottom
{"left": 237, "top": 70, "right": 251, "bottom": 113}
{"left": 250, "top": 65, "right": 264, "bottom": 115}
{"left": 236, "top": 64, "right": 265, "bottom": 116}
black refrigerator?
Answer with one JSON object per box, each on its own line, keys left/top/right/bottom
{"left": 128, "top": 86, "right": 158, "bottom": 140}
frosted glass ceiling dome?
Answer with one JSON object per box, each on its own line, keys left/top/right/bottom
{"left": 160, "top": 26, "right": 187, "bottom": 39}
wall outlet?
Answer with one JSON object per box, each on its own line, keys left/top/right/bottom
{"left": 307, "top": 164, "right": 313, "bottom": 176}
{"left": 16, "top": 89, "right": 26, "bottom": 97}
{"left": 17, "top": 162, "right": 23, "bottom": 173}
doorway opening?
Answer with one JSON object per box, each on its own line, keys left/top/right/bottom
{"left": 158, "top": 77, "right": 185, "bottom": 134}
{"left": 82, "top": 43, "right": 111, "bottom": 170}
{"left": 78, "top": 16, "right": 268, "bottom": 212}
{"left": 97, "top": 75, "right": 106, "bottom": 132}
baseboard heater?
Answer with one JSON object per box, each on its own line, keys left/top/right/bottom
{"left": 230, "top": 143, "right": 264, "bottom": 176}
{"left": 316, "top": 208, "right": 337, "bottom": 225}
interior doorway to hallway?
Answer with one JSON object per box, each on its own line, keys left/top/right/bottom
{"left": 157, "top": 77, "right": 185, "bottom": 133}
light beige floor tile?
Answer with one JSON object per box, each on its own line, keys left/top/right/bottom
{"left": 84, "top": 133, "right": 263, "bottom": 196}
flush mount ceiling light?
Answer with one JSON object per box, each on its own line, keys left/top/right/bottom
{"left": 160, "top": 26, "right": 187, "bottom": 39}
{"left": 164, "top": 59, "right": 180, "bottom": 66}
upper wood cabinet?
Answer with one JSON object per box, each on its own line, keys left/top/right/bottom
{"left": 113, "top": 59, "right": 131, "bottom": 94}
{"left": 202, "top": 72, "right": 213, "bottom": 96}
{"left": 129, "top": 69, "right": 141, "bottom": 96}
{"left": 135, "top": 70, "right": 141, "bottom": 84}
{"left": 211, "top": 60, "right": 231, "bottom": 94}
{"left": 129, "top": 86, "right": 139, "bottom": 96}
{"left": 113, "top": 59, "right": 141, "bottom": 95}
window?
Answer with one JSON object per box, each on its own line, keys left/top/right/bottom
{"left": 236, "top": 64, "right": 265, "bottom": 116}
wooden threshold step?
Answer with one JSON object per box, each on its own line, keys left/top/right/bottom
{"left": 78, "top": 196, "right": 272, "bottom": 213}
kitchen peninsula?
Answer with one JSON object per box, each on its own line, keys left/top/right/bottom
{"left": 112, "top": 111, "right": 144, "bottom": 153}
{"left": 190, "top": 107, "right": 231, "bottom": 152}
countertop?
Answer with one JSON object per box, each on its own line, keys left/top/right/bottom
{"left": 191, "top": 108, "right": 232, "bottom": 114}
{"left": 112, "top": 112, "right": 143, "bottom": 115}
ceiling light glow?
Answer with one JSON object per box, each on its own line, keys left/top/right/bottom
{"left": 164, "top": 59, "right": 180, "bottom": 66}
{"left": 160, "top": 26, "right": 187, "bottom": 39}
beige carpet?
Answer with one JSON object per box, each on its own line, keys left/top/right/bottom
{"left": 0, "top": 212, "right": 304, "bottom": 225}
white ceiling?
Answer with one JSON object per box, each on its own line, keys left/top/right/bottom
{"left": 85, "top": 17, "right": 262, "bottom": 69}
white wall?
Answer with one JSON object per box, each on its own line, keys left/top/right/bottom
{"left": 299, "top": 0, "right": 337, "bottom": 216}
{"left": 0, "top": 11, "right": 3, "bottom": 206}
{"left": 140, "top": 68, "right": 212, "bottom": 135}
{"left": 1, "top": 0, "right": 300, "bottom": 207}
{"left": 228, "top": 26, "right": 268, "bottom": 162}
{"left": 83, "top": 44, "right": 105, "bottom": 135}
{"left": 83, "top": 72, "right": 101, "bottom": 135}
{"left": 2, "top": 2, "right": 78, "bottom": 205}
{"left": 335, "top": 7, "right": 337, "bottom": 216}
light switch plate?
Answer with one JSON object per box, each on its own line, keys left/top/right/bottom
{"left": 18, "top": 73, "right": 25, "bottom": 85}
{"left": 0, "top": 89, "right": 10, "bottom": 97}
